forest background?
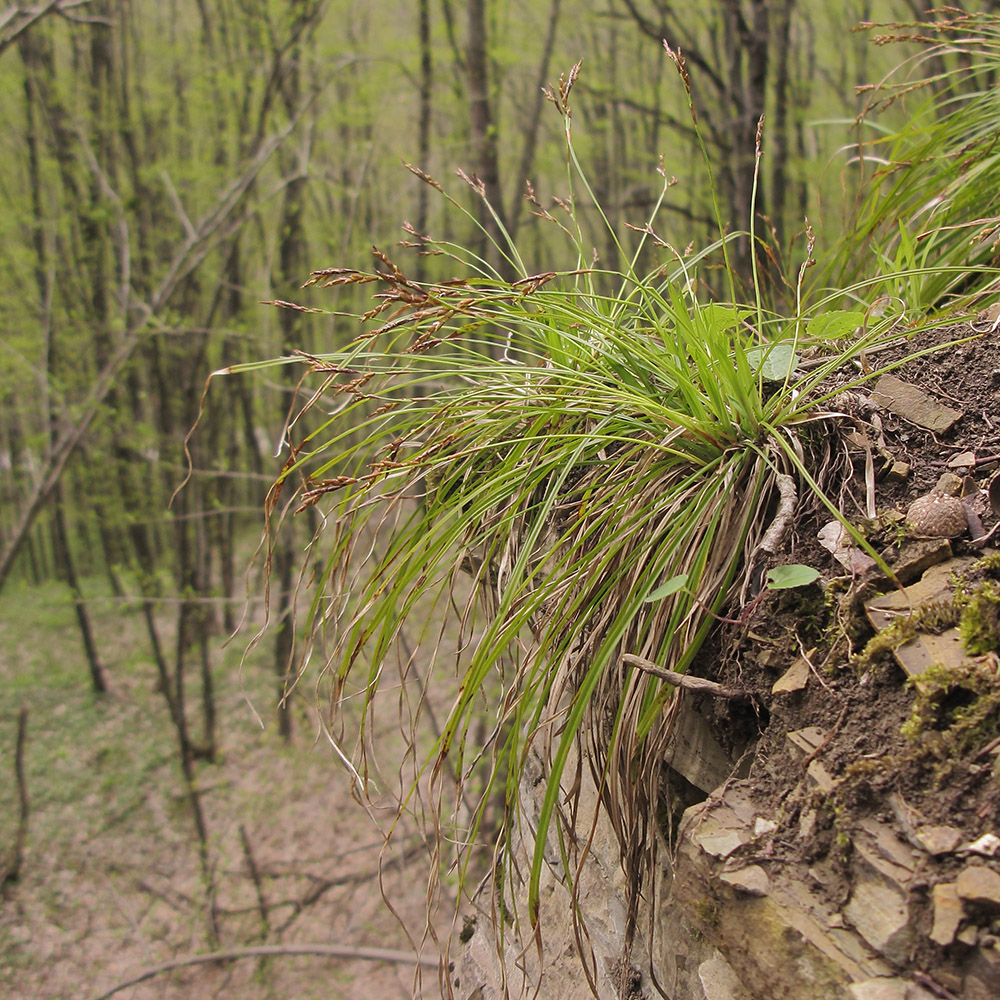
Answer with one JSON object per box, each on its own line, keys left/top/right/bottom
{"left": 0, "top": 1, "right": 991, "bottom": 998}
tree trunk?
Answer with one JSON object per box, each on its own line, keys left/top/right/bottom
{"left": 52, "top": 486, "right": 108, "bottom": 695}
{"left": 508, "top": 0, "right": 563, "bottom": 244}
{"left": 415, "top": 0, "right": 433, "bottom": 280}
{"left": 769, "top": 0, "right": 795, "bottom": 265}
{"left": 268, "top": 0, "right": 325, "bottom": 739}
{"left": 466, "top": 0, "right": 511, "bottom": 281}
{"left": 723, "top": 0, "right": 769, "bottom": 289}
{"left": 20, "top": 20, "right": 108, "bottom": 695}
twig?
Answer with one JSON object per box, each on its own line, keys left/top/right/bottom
{"left": 0, "top": 1, "right": 88, "bottom": 57}
{"left": 970, "top": 520, "right": 1000, "bottom": 547}
{"left": 274, "top": 836, "right": 428, "bottom": 934}
{"left": 622, "top": 654, "right": 750, "bottom": 699}
{"left": 92, "top": 943, "right": 439, "bottom": 999}
{"left": 134, "top": 877, "right": 195, "bottom": 914}
{"left": 800, "top": 702, "right": 850, "bottom": 770}
{"left": 795, "top": 638, "right": 831, "bottom": 692}
{"left": 759, "top": 471, "right": 798, "bottom": 554}
{"left": 1, "top": 706, "right": 29, "bottom": 894}
{"left": 974, "top": 734, "right": 1000, "bottom": 761}
{"left": 160, "top": 168, "right": 197, "bottom": 241}
{"left": 238, "top": 825, "right": 270, "bottom": 938}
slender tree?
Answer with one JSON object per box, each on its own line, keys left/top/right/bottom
{"left": 466, "top": 0, "right": 511, "bottom": 278}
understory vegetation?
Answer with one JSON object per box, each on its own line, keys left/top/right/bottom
{"left": 2, "top": 3, "right": 1000, "bottom": 998}
{"left": 248, "top": 7, "right": 1000, "bottom": 981}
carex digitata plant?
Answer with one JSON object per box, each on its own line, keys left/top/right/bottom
{"left": 822, "top": 9, "right": 1000, "bottom": 316}
{"left": 227, "top": 43, "right": 990, "bottom": 995}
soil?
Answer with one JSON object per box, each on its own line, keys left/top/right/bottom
{"left": 686, "top": 316, "right": 1000, "bottom": 990}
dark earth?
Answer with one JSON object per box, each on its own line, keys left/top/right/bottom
{"left": 684, "top": 313, "right": 1000, "bottom": 994}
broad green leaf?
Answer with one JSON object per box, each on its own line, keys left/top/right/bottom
{"left": 698, "top": 303, "right": 753, "bottom": 335}
{"left": 766, "top": 564, "right": 821, "bottom": 590}
{"left": 745, "top": 342, "right": 798, "bottom": 382}
{"left": 806, "top": 311, "right": 866, "bottom": 340}
{"left": 643, "top": 574, "right": 689, "bottom": 602}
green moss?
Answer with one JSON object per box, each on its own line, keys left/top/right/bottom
{"left": 694, "top": 896, "right": 719, "bottom": 929}
{"left": 853, "top": 598, "right": 961, "bottom": 672}
{"left": 900, "top": 661, "right": 1000, "bottom": 754}
{"left": 959, "top": 579, "right": 1000, "bottom": 655}
{"left": 971, "top": 550, "right": 1000, "bottom": 575}
{"left": 852, "top": 551, "right": 1000, "bottom": 674}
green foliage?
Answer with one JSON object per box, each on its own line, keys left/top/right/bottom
{"left": 766, "top": 564, "right": 821, "bottom": 590}
{"left": 241, "top": 60, "right": 925, "bottom": 942}
{"left": 819, "top": 10, "right": 1000, "bottom": 315}
{"left": 746, "top": 342, "right": 799, "bottom": 383}
{"left": 806, "top": 311, "right": 868, "bottom": 341}
{"left": 643, "top": 574, "right": 689, "bottom": 602}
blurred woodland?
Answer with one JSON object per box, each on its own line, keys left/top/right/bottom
{"left": 0, "top": 0, "right": 952, "bottom": 726}
{"left": 0, "top": 1, "right": 995, "bottom": 996}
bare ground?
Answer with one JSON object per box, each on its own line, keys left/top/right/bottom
{"left": 0, "top": 577, "right": 459, "bottom": 1000}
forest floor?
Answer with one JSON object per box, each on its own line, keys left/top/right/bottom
{"left": 0, "top": 567, "right": 459, "bottom": 1000}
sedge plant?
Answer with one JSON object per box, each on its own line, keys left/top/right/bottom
{"left": 821, "top": 10, "right": 1000, "bottom": 316}
{"left": 227, "top": 50, "right": 987, "bottom": 995}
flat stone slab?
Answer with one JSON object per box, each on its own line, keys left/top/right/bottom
{"left": 772, "top": 656, "right": 810, "bottom": 693}
{"left": 787, "top": 726, "right": 826, "bottom": 755}
{"left": 865, "top": 556, "right": 981, "bottom": 686}
{"left": 872, "top": 374, "right": 963, "bottom": 432}
{"left": 915, "top": 825, "right": 963, "bottom": 856}
{"left": 843, "top": 879, "right": 912, "bottom": 964}
{"left": 698, "top": 953, "right": 752, "bottom": 1000}
{"left": 948, "top": 450, "right": 976, "bottom": 469}
{"left": 720, "top": 865, "right": 770, "bottom": 897}
{"left": 663, "top": 701, "right": 736, "bottom": 794}
{"left": 786, "top": 726, "right": 837, "bottom": 791}
{"left": 930, "top": 881, "right": 963, "bottom": 945}
{"left": 854, "top": 817, "right": 916, "bottom": 886}
{"left": 868, "top": 557, "right": 979, "bottom": 615}
{"left": 890, "top": 538, "right": 953, "bottom": 584}
{"left": 849, "top": 979, "right": 937, "bottom": 1000}
{"left": 956, "top": 865, "right": 1000, "bottom": 908}
{"left": 883, "top": 630, "right": 965, "bottom": 686}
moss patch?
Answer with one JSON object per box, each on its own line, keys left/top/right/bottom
{"left": 958, "top": 579, "right": 1000, "bottom": 655}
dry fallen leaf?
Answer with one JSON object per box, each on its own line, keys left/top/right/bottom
{"left": 818, "top": 520, "right": 876, "bottom": 574}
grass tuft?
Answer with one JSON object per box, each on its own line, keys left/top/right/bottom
{"left": 235, "top": 28, "right": 1000, "bottom": 981}
{"left": 820, "top": 10, "right": 1000, "bottom": 315}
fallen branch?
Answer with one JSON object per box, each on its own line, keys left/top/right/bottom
{"left": 274, "top": 836, "right": 428, "bottom": 934}
{"left": 93, "top": 942, "right": 439, "bottom": 1000}
{"left": 623, "top": 654, "right": 750, "bottom": 699}
{"left": 239, "top": 824, "right": 270, "bottom": 937}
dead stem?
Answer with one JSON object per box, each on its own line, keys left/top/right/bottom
{"left": 622, "top": 654, "right": 750, "bottom": 700}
